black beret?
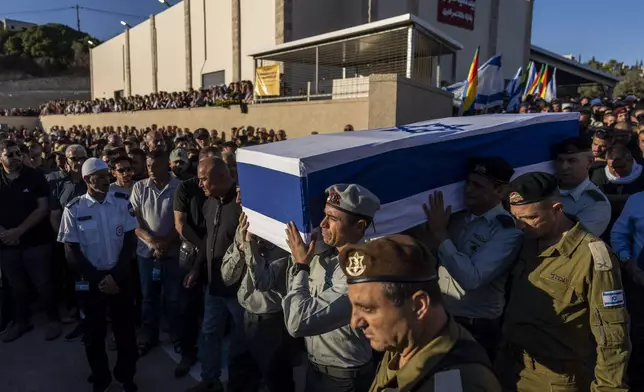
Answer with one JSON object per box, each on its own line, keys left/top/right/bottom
{"left": 553, "top": 137, "right": 592, "bottom": 155}
{"left": 508, "top": 172, "right": 558, "bottom": 205}
{"left": 468, "top": 156, "right": 515, "bottom": 184}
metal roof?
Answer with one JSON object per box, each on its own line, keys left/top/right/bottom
{"left": 530, "top": 45, "right": 621, "bottom": 85}
{"left": 249, "top": 13, "right": 463, "bottom": 59}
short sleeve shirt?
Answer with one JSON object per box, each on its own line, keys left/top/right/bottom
{"left": 0, "top": 166, "right": 52, "bottom": 248}
{"left": 173, "top": 177, "right": 207, "bottom": 239}
{"left": 58, "top": 192, "right": 138, "bottom": 270}
{"left": 46, "top": 171, "right": 88, "bottom": 211}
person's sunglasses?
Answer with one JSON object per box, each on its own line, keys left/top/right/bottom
{"left": 4, "top": 151, "right": 22, "bottom": 158}
{"left": 116, "top": 167, "right": 133, "bottom": 174}
{"left": 68, "top": 156, "right": 87, "bottom": 163}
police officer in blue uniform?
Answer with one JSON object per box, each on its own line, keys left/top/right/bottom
{"left": 58, "top": 158, "right": 139, "bottom": 392}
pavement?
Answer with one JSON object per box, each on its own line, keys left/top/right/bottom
{"left": 0, "top": 314, "right": 307, "bottom": 392}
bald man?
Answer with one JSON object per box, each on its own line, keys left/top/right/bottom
{"left": 187, "top": 158, "right": 246, "bottom": 392}
{"left": 145, "top": 130, "right": 166, "bottom": 153}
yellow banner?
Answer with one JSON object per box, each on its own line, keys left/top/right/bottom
{"left": 254, "top": 64, "right": 280, "bottom": 97}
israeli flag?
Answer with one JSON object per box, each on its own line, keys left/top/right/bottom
{"left": 236, "top": 114, "right": 579, "bottom": 251}
{"left": 445, "top": 55, "right": 504, "bottom": 111}
{"left": 506, "top": 67, "right": 524, "bottom": 113}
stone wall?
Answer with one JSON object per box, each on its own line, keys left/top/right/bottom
{"left": 0, "top": 76, "right": 90, "bottom": 110}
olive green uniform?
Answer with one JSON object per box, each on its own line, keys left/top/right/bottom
{"left": 369, "top": 317, "right": 501, "bottom": 392}
{"left": 497, "top": 223, "right": 631, "bottom": 392}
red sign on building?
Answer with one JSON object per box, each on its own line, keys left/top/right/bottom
{"left": 437, "top": 0, "right": 476, "bottom": 31}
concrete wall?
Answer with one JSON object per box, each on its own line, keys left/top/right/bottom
{"left": 0, "top": 116, "right": 40, "bottom": 130}
{"left": 496, "top": 0, "right": 530, "bottom": 78}
{"left": 156, "top": 3, "right": 187, "bottom": 93}
{"left": 200, "top": 0, "right": 233, "bottom": 81}
{"left": 39, "top": 75, "right": 453, "bottom": 137}
{"left": 92, "top": 34, "right": 126, "bottom": 99}
{"left": 190, "top": 0, "right": 207, "bottom": 89}
{"left": 240, "top": 0, "right": 277, "bottom": 82}
{"left": 129, "top": 20, "right": 154, "bottom": 96}
{"left": 0, "top": 76, "right": 90, "bottom": 109}
{"left": 39, "top": 100, "right": 370, "bottom": 138}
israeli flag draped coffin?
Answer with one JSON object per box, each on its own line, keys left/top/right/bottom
{"left": 237, "top": 113, "right": 579, "bottom": 251}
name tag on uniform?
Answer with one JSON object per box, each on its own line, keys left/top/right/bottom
{"left": 602, "top": 290, "right": 625, "bottom": 307}
{"left": 75, "top": 281, "right": 90, "bottom": 292}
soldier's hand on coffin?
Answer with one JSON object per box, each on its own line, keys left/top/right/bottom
{"left": 285, "top": 221, "right": 317, "bottom": 265}
{"left": 238, "top": 213, "right": 253, "bottom": 246}
{"left": 423, "top": 191, "right": 452, "bottom": 248}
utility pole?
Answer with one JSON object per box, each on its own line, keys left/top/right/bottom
{"left": 76, "top": 4, "right": 81, "bottom": 32}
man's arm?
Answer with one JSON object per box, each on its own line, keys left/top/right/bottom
{"left": 220, "top": 232, "right": 245, "bottom": 286}
{"left": 174, "top": 211, "right": 203, "bottom": 248}
{"left": 50, "top": 209, "right": 62, "bottom": 233}
{"left": 15, "top": 196, "right": 48, "bottom": 236}
{"left": 438, "top": 227, "right": 523, "bottom": 290}
{"left": 588, "top": 242, "right": 631, "bottom": 392}
{"left": 610, "top": 198, "right": 634, "bottom": 262}
{"left": 281, "top": 260, "right": 352, "bottom": 338}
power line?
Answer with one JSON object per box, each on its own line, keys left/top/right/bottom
{"left": 79, "top": 6, "right": 147, "bottom": 20}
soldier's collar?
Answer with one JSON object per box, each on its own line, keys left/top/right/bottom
{"left": 542, "top": 222, "right": 586, "bottom": 258}
{"left": 388, "top": 317, "right": 459, "bottom": 390}
{"left": 85, "top": 192, "right": 115, "bottom": 207}
{"left": 559, "top": 178, "right": 591, "bottom": 202}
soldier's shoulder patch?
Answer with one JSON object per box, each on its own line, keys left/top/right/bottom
{"left": 589, "top": 241, "right": 612, "bottom": 271}
{"left": 585, "top": 189, "right": 606, "bottom": 202}
{"left": 65, "top": 196, "right": 81, "bottom": 209}
{"left": 114, "top": 192, "right": 129, "bottom": 200}
{"left": 495, "top": 215, "right": 515, "bottom": 229}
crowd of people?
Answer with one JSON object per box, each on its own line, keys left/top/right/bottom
{"left": 0, "top": 94, "right": 643, "bottom": 392}
{"left": 1, "top": 81, "right": 255, "bottom": 118}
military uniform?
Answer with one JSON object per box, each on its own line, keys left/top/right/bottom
{"left": 339, "top": 235, "right": 502, "bottom": 392}
{"left": 498, "top": 172, "right": 631, "bottom": 392}
{"left": 370, "top": 318, "right": 500, "bottom": 392}
{"left": 558, "top": 178, "right": 611, "bottom": 237}
{"left": 282, "top": 184, "right": 381, "bottom": 392}
{"left": 437, "top": 157, "right": 523, "bottom": 361}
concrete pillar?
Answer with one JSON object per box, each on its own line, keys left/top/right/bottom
{"left": 487, "top": 0, "right": 500, "bottom": 59}
{"left": 523, "top": 0, "right": 535, "bottom": 68}
{"left": 232, "top": 0, "right": 241, "bottom": 82}
{"left": 150, "top": 15, "right": 158, "bottom": 93}
{"left": 275, "top": 0, "right": 292, "bottom": 44}
{"left": 89, "top": 48, "right": 95, "bottom": 99}
{"left": 184, "top": 0, "right": 193, "bottom": 90}
{"left": 124, "top": 27, "right": 132, "bottom": 96}
{"left": 361, "top": 0, "right": 378, "bottom": 23}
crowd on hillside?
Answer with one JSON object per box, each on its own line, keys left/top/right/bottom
{"left": 0, "top": 81, "right": 255, "bottom": 118}
{"left": 2, "top": 94, "right": 644, "bottom": 392}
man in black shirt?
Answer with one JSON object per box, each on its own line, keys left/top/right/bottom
{"left": 0, "top": 140, "right": 60, "bottom": 342}
{"left": 186, "top": 157, "right": 243, "bottom": 392}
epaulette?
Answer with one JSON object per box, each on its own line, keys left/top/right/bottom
{"left": 114, "top": 192, "right": 129, "bottom": 200}
{"left": 65, "top": 196, "right": 81, "bottom": 209}
{"left": 585, "top": 189, "right": 606, "bottom": 202}
{"left": 495, "top": 215, "right": 515, "bottom": 229}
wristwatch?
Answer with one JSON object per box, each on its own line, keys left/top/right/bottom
{"left": 292, "top": 263, "right": 310, "bottom": 276}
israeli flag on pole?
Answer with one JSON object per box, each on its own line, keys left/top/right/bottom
{"left": 445, "top": 55, "right": 504, "bottom": 110}
{"left": 506, "top": 67, "right": 524, "bottom": 113}
{"left": 236, "top": 113, "right": 579, "bottom": 251}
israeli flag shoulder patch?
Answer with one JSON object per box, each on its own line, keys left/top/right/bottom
{"left": 602, "top": 290, "right": 625, "bottom": 307}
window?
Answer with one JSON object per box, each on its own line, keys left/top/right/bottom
{"left": 114, "top": 90, "right": 124, "bottom": 99}
{"left": 202, "top": 71, "right": 225, "bottom": 89}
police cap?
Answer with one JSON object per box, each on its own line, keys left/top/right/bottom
{"left": 468, "top": 156, "right": 515, "bottom": 184}
{"left": 508, "top": 172, "right": 558, "bottom": 206}
{"left": 339, "top": 234, "right": 437, "bottom": 284}
{"left": 325, "top": 184, "right": 381, "bottom": 220}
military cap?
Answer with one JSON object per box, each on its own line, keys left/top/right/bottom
{"left": 194, "top": 128, "right": 209, "bottom": 139}
{"left": 339, "top": 234, "right": 437, "bottom": 284}
{"left": 508, "top": 172, "right": 558, "bottom": 206}
{"left": 325, "top": 184, "right": 381, "bottom": 219}
{"left": 468, "top": 156, "right": 515, "bottom": 184}
{"left": 553, "top": 137, "right": 592, "bottom": 155}
{"left": 170, "top": 148, "right": 189, "bottom": 163}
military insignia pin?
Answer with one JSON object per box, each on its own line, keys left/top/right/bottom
{"left": 327, "top": 191, "right": 341, "bottom": 206}
{"left": 346, "top": 252, "right": 366, "bottom": 277}
{"left": 509, "top": 192, "right": 524, "bottom": 204}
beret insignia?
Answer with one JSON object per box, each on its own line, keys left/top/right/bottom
{"left": 346, "top": 252, "right": 366, "bottom": 277}
{"left": 509, "top": 191, "right": 524, "bottom": 204}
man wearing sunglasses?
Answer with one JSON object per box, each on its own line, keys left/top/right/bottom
{"left": 0, "top": 139, "right": 60, "bottom": 342}
{"left": 47, "top": 144, "right": 89, "bottom": 342}
{"left": 109, "top": 156, "right": 136, "bottom": 196}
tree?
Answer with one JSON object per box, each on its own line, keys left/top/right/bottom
{"left": 3, "top": 35, "right": 23, "bottom": 56}
{"left": 614, "top": 69, "right": 644, "bottom": 97}
{"left": 578, "top": 84, "right": 605, "bottom": 98}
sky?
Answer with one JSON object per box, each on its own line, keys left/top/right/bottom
{"left": 2, "top": 0, "right": 642, "bottom": 65}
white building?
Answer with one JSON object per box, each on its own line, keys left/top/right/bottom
{"left": 0, "top": 18, "right": 37, "bottom": 32}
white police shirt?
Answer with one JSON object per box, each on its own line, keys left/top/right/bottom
{"left": 57, "top": 192, "right": 138, "bottom": 271}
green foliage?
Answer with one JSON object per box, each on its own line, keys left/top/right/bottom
{"left": 614, "top": 69, "right": 644, "bottom": 97}
{"left": 577, "top": 84, "right": 605, "bottom": 98}
{"left": 0, "top": 23, "right": 99, "bottom": 76}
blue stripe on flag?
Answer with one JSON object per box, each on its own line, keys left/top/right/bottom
{"left": 237, "top": 120, "right": 578, "bottom": 233}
